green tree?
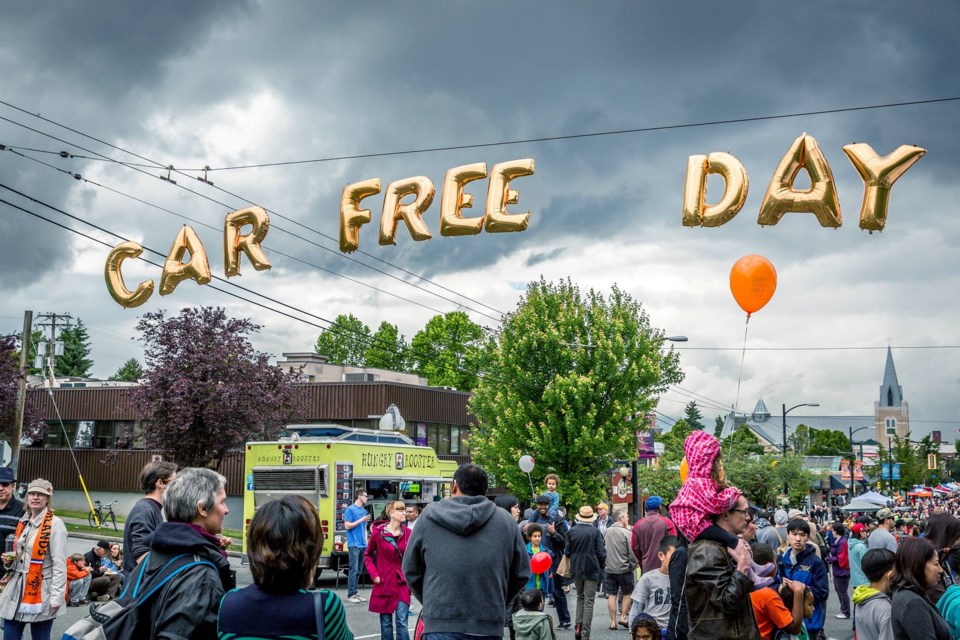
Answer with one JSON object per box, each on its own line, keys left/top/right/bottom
{"left": 723, "top": 424, "right": 764, "bottom": 456}
{"left": 410, "top": 312, "right": 485, "bottom": 390}
{"left": 109, "top": 358, "right": 144, "bottom": 382}
{"left": 714, "top": 415, "right": 724, "bottom": 439}
{"left": 469, "top": 278, "right": 684, "bottom": 506}
{"left": 314, "top": 314, "right": 371, "bottom": 366}
{"left": 788, "top": 424, "right": 814, "bottom": 456}
{"left": 683, "top": 401, "right": 705, "bottom": 431}
{"left": 658, "top": 418, "right": 692, "bottom": 463}
{"left": 55, "top": 319, "right": 93, "bottom": 377}
{"left": 364, "top": 322, "right": 409, "bottom": 372}
{"left": 724, "top": 453, "right": 813, "bottom": 509}
{"left": 635, "top": 462, "right": 683, "bottom": 506}
{"left": 806, "top": 429, "right": 851, "bottom": 456}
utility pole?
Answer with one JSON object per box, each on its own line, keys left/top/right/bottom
{"left": 11, "top": 311, "right": 32, "bottom": 475}
{"left": 35, "top": 312, "right": 72, "bottom": 387}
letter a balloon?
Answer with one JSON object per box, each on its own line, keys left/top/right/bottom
{"left": 729, "top": 255, "right": 777, "bottom": 317}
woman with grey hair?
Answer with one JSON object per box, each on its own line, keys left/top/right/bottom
{"left": 119, "top": 467, "right": 235, "bottom": 639}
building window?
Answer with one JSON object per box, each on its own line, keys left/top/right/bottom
{"left": 885, "top": 417, "right": 897, "bottom": 436}
{"left": 450, "top": 426, "right": 460, "bottom": 454}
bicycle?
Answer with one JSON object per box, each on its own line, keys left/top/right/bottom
{"left": 88, "top": 500, "right": 118, "bottom": 530}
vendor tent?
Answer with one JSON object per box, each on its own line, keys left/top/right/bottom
{"left": 856, "top": 491, "right": 892, "bottom": 505}
{"left": 841, "top": 498, "right": 884, "bottom": 512}
{"left": 907, "top": 488, "right": 933, "bottom": 498}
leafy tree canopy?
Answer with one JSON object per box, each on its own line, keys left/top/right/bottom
{"left": 109, "top": 358, "right": 144, "bottom": 382}
{"left": 315, "top": 314, "right": 371, "bottom": 366}
{"left": 55, "top": 319, "right": 93, "bottom": 378}
{"left": 0, "top": 334, "right": 44, "bottom": 442}
{"left": 788, "top": 424, "right": 814, "bottom": 456}
{"left": 364, "top": 322, "right": 409, "bottom": 372}
{"left": 806, "top": 428, "right": 851, "bottom": 457}
{"left": 131, "top": 307, "right": 302, "bottom": 468}
{"left": 658, "top": 418, "right": 692, "bottom": 463}
{"left": 410, "top": 311, "right": 485, "bottom": 390}
{"left": 723, "top": 424, "right": 765, "bottom": 456}
{"left": 469, "top": 278, "right": 683, "bottom": 506}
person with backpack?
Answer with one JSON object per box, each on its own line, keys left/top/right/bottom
{"left": 218, "top": 495, "right": 353, "bottom": 640}
{"left": 109, "top": 468, "right": 235, "bottom": 639}
{"left": 826, "top": 523, "right": 851, "bottom": 620}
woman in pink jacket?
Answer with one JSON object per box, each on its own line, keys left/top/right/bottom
{"left": 364, "top": 499, "right": 411, "bottom": 640}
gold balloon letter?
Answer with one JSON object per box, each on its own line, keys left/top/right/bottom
{"left": 681, "top": 152, "right": 749, "bottom": 227}
{"left": 758, "top": 133, "right": 842, "bottom": 228}
{"left": 224, "top": 206, "right": 272, "bottom": 277}
{"left": 440, "top": 163, "right": 488, "bottom": 236}
{"left": 340, "top": 178, "right": 381, "bottom": 252}
{"left": 379, "top": 176, "right": 435, "bottom": 246}
{"left": 485, "top": 158, "right": 534, "bottom": 233}
{"left": 159, "top": 225, "right": 212, "bottom": 296}
{"left": 104, "top": 241, "right": 154, "bottom": 308}
{"left": 842, "top": 143, "right": 926, "bottom": 233}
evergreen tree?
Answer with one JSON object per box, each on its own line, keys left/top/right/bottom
{"left": 714, "top": 414, "right": 724, "bottom": 439}
{"left": 683, "top": 401, "right": 705, "bottom": 430}
{"left": 55, "top": 319, "right": 93, "bottom": 377}
{"left": 109, "top": 358, "right": 144, "bottom": 382}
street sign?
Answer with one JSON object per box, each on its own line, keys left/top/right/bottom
{"left": 881, "top": 462, "right": 901, "bottom": 481}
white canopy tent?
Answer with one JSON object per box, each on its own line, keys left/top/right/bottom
{"left": 855, "top": 491, "right": 892, "bottom": 506}
{"left": 841, "top": 498, "right": 884, "bottom": 512}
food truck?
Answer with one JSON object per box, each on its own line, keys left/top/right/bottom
{"left": 242, "top": 423, "right": 458, "bottom": 575}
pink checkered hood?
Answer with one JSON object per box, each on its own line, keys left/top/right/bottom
{"left": 669, "top": 430, "right": 742, "bottom": 541}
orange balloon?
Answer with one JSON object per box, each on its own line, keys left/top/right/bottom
{"left": 729, "top": 255, "right": 777, "bottom": 317}
{"left": 680, "top": 457, "right": 688, "bottom": 483}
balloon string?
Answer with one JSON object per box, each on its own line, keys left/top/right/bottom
{"left": 527, "top": 472, "right": 536, "bottom": 500}
{"left": 734, "top": 315, "right": 750, "bottom": 414}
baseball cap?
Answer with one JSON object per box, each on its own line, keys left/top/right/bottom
{"left": 535, "top": 494, "right": 551, "bottom": 504}
{"left": 851, "top": 523, "right": 865, "bottom": 535}
{"left": 876, "top": 508, "right": 894, "bottom": 520}
{"left": 788, "top": 508, "right": 805, "bottom": 520}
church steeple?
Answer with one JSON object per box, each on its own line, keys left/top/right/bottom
{"left": 879, "top": 346, "right": 903, "bottom": 407}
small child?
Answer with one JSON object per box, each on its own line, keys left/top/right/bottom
{"left": 66, "top": 553, "right": 91, "bottom": 606}
{"left": 669, "top": 430, "right": 773, "bottom": 588}
{"left": 777, "top": 582, "right": 816, "bottom": 640}
{"left": 525, "top": 524, "right": 553, "bottom": 596}
{"left": 629, "top": 613, "right": 662, "bottom": 640}
{"left": 543, "top": 474, "right": 561, "bottom": 520}
{"left": 513, "top": 588, "right": 557, "bottom": 640}
{"left": 629, "top": 535, "right": 675, "bottom": 631}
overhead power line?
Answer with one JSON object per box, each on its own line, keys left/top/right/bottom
{"left": 7, "top": 96, "right": 955, "bottom": 172}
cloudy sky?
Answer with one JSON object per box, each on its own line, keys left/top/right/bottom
{"left": 1, "top": 2, "right": 958, "bottom": 439}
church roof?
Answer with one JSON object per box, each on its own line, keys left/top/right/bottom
{"left": 721, "top": 413, "right": 875, "bottom": 445}
{"left": 879, "top": 346, "right": 904, "bottom": 407}
{"left": 753, "top": 398, "right": 770, "bottom": 417}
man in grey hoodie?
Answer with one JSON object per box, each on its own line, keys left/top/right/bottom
{"left": 404, "top": 464, "right": 530, "bottom": 639}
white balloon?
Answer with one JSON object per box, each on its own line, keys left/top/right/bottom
{"left": 519, "top": 455, "right": 535, "bottom": 473}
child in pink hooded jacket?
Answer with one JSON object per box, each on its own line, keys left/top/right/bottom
{"left": 669, "top": 430, "right": 773, "bottom": 588}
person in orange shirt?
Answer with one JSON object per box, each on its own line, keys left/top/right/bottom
{"left": 66, "top": 554, "right": 91, "bottom": 607}
{"left": 749, "top": 543, "right": 805, "bottom": 640}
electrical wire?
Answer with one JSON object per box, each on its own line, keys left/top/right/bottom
{"left": 0, "top": 102, "right": 507, "bottom": 319}
{"left": 0, "top": 187, "right": 523, "bottom": 391}
{"left": 7, "top": 96, "right": 955, "bottom": 172}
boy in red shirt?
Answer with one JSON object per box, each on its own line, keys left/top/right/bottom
{"left": 749, "top": 543, "right": 805, "bottom": 640}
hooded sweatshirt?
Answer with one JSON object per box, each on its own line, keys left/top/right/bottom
{"left": 776, "top": 543, "right": 829, "bottom": 634}
{"left": 513, "top": 609, "right": 556, "bottom": 640}
{"left": 403, "top": 495, "right": 530, "bottom": 637}
{"left": 847, "top": 536, "right": 869, "bottom": 587}
{"left": 936, "top": 584, "right": 960, "bottom": 640}
{"left": 669, "top": 430, "right": 741, "bottom": 542}
{"left": 851, "top": 585, "right": 893, "bottom": 640}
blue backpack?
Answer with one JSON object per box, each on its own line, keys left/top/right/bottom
{"left": 62, "top": 552, "right": 217, "bottom": 640}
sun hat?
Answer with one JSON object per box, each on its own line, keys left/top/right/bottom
{"left": 575, "top": 506, "right": 598, "bottom": 523}
{"left": 26, "top": 478, "right": 52, "bottom": 496}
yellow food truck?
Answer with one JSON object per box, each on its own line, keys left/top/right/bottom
{"left": 242, "top": 423, "right": 458, "bottom": 576}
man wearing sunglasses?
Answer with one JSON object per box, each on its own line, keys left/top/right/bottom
{"left": 0, "top": 467, "right": 24, "bottom": 544}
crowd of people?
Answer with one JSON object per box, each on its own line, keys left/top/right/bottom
{"left": 5, "top": 433, "right": 960, "bottom": 640}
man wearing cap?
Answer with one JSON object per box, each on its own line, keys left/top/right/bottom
{"left": 524, "top": 494, "right": 572, "bottom": 629}
{"left": 0, "top": 467, "right": 24, "bottom": 544}
{"left": 631, "top": 496, "right": 673, "bottom": 573}
{"left": 83, "top": 540, "right": 122, "bottom": 601}
{"left": 868, "top": 508, "right": 898, "bottom": 552}
{"left": 757, "top": 509, "right": 788, "bottom": 552}
{"left": 566, "top": 506, "right": 607, "bottom": 640}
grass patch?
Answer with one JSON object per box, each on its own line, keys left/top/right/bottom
{"left": 64, "top": 522, "right": 243, "bottom": 552}
{"left": 56, "top": 508, "right": 126, "bottom": 524}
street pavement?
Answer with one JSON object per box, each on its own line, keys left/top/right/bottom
{"left": 49, "top": 536, "right": 854, "bottom": 639}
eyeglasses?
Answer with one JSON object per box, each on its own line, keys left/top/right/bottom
{"left": 730, "top": 508, "right": 751, "bottom": 515}
{"left": 0, "top": 483, "right": 11, "bottom": 488}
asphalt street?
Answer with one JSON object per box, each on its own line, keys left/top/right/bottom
{"left": 46, "top": 536, "right": 854, "bottom": 639}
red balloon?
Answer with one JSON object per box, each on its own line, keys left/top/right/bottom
{"left": 530, "top": 551, "right": 551, "bottom": 574}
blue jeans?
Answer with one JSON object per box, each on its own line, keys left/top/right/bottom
{"left": 3, "top": 618, "right": 54, "bottom": 640}
{"left": 380, "top": 599, "right": 410, "bottom": 640}
{"left": 348, "top": 546, "right": 365, "bottom": 596}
